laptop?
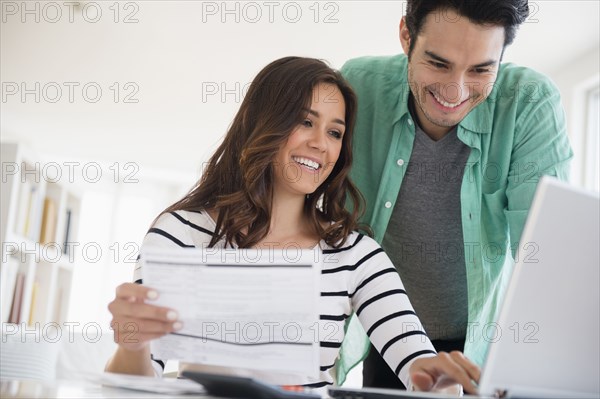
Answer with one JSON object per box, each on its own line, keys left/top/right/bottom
{"left": 329, "top": 177, "right": 600, "bottom": 399}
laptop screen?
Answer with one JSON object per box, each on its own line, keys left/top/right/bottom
{"left": 479, "top": 177, "right": 599, "bottom": 398}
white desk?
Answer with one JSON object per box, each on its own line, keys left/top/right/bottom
{"left": 0, "top": 379, "right": 219, "bottom": 399}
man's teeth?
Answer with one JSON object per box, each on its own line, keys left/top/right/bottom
{"left": 292, "top": 156, "right": 320, "bottom": 170}
{"left": 432, "top": 91, "right": 462, "bottom": 108}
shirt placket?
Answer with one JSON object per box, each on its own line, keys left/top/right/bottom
{"left": 372, "top": 116, "right": 416, "bottom": 242}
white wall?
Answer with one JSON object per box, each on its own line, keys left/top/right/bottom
{"left": 550, "top": 46, "right": 600, "bottom": 188}
{"left": 61, "top": 162, "right": 196, "bottom": 327}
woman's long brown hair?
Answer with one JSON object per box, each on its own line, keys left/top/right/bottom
{"left": 160, "top": 56, "right": 366, "bottom": 248}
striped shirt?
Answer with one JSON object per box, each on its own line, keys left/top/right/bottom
{"left": 133, "top": 210, "right": 436, "bottom": 387}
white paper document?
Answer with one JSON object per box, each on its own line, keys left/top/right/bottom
{"left": 141, "top": 247, "right": 321, "bottom": 378}
{"left": 84, "top": 371, "right": 207, "bottom": 395}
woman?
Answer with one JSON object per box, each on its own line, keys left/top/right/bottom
{"left": 106, "top": 57, "right": 480, "bottom": 393}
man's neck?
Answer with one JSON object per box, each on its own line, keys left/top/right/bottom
{"left": 408, "top": 95, "right": 454, "bottom": 141}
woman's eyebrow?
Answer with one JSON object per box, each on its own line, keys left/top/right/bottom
{"left": 303, "top": 108, "right": 346, "bottom": 126}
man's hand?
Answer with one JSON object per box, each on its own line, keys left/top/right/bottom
{"left": 409, "top": 351, "right": 480, "bottom": 395}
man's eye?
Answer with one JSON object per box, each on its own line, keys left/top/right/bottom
{"left": 474, "top": 68, "right": 491, "bottom": 74}
{"left": 431, "top": 61, "right": 446, "bottom": 69}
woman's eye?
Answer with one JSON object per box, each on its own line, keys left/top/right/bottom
{"left": 302, "top": 119, "right": 313, "bottom": 127}
{"left": 329, "top": 130, "right": 343, "bottom": 139}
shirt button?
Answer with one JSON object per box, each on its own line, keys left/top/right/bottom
{"left": 407, "top": 119, "right": 413, "bottom": 126}
{"left": 384, "top": 201, "right": 392, "bottom": 209}
{"left": 397, "top": 159, "right": 404, "bottom": 166}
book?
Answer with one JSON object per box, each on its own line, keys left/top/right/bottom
{"left": 7, "top": 272, "right": 25, "bottom": 324}
{"left": 28, "top": 281, "right": 39, "bottom": 325}
{"left": 39, "top": 198, "right": 58, "bottom": 244}
{"left": 22, "top": 184, "right": 42, "bottom": 241}
{"left": 63, "top": 209, "right": 72, "bottom": 255}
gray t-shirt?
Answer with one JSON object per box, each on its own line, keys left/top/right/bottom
{"left": 381, "top": 113, "right": 471, "bottom": 341}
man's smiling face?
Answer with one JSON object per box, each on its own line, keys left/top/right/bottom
{"left": 400, "top": 8, "right": 505, "bottom": 140}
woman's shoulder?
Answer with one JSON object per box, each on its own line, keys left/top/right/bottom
{"left": 153, "top": 209, "right": 215, "bottom": 230}
{"left": 147, "top": 209, "right": 217, "bottom": 247}
{"left": 135, "top": 210, "right": 218, "bottom": 282}
{"left": 321, "top": 230, "right": 381, "bottom": 256}
{"left": 319, "top": 232, "right": 389, "bottom": 279}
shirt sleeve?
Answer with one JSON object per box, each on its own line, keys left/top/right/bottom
{"left": 132, "top": 211, "right": 198, "bottom": 374}
{"left": 348, "top": 236, "right": 437, "bottom": 387}
{"left": 506, "top": 79, "right": 573, "bottom": 255}
{"left": 133, "top": 211, "right": 197, "bottom": 283}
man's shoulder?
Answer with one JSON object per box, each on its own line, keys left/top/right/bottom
{"left": 498, "top": 63, "right": 553, "bottom": 82}
{"left": 494, "top": 63, "right": 560, "bottom": 101}
{"left": 341, "top": 54, "right": 407, "bottom": 81}
{"left": 341, "top": 54, "right": 409, "bottom": 105}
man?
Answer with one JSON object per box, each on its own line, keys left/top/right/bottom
{"left": 339, "top": 0, "right": 573, "bottom": 389}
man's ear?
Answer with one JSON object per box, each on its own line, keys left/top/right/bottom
{"left": 399, "top": 16, "right": 411, "bottom": 55}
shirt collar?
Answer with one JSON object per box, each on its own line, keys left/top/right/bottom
{"left": 457, "top": 98, "right": 493, "bottom": 134}
{"left": 390, "top": 55, "right": 412, "bottom": 127}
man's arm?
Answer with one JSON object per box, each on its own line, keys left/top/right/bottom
{"left": 506, "top": 79, "right": 573, "bottom": 255}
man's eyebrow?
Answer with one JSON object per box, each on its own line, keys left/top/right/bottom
{"left": 425, "top": 50, "right": 451, "bottom": 64}
{"left": 424, "top": 50, "right": 497, "bottom": 68}
{"left": 303, "top": 108, "right": 345, "bottom": 126}
{"left": 472, "top": 59, "right": 498, "bottom": 68}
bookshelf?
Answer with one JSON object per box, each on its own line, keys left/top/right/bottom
{"left": 1, "top": 142, "right": 81, "bottom": 326}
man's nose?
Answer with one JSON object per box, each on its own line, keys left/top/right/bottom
{"left": 441, "top": 72, "right": 467, "bottom": 102}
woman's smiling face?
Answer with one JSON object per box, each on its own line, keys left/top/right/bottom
{"left": 273, "top": 82, "right": 346, "bottom": 197}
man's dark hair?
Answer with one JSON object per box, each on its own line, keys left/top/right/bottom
{"left": 405, "top": 0, "right": 529, "bottom": 56}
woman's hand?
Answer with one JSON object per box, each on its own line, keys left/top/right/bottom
{"left": 409, "top": 351, "right": 481, "bottom": 395}
{"left": 107, "top": 283, "right": 182, "bottom": 352}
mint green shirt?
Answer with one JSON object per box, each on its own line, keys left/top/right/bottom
{"left": 338, "top": 54, "right": 573, "bottom": 383}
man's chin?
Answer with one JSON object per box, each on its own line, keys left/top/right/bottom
{"left": 424, "top": 115, "right": 463, "bottom": 130}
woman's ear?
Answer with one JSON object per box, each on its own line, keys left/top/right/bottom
{"left": 399, "top": 17, "right": 411, "bottom": 55}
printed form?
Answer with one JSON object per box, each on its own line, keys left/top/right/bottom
{"left": 141, "top": 247, "right": 321, "bottom": 378}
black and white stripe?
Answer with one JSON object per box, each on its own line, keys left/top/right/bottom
{"left": 133, "top": 210, "right": 436, "bottom": 386}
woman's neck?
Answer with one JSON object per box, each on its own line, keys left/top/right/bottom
{"left": 270, "top": 193, "right": 304, "bottom": 232}
{"left": 259, "top": 190, "right": 317, "bottom": 249}
{"left": 207, "top": 191, "right": 319, "bottom": 249}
